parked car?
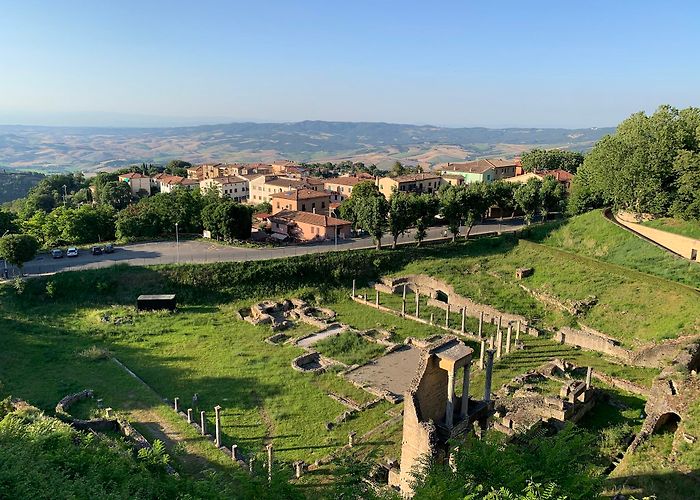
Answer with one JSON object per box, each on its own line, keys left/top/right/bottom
{"left": 104, "top": 243, "right": 114, "bottom": 254}
{"left": 66, "top": 247, "right": 79, "bottom": 258}
{"left": 91, "top": 246, "right": 103, "bottom": 256}
{"left": 51, "top": 249, "right": 64, "bottom": 259}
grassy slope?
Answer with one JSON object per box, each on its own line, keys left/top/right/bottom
{"left": 530, "top": 210, "right": 700, "bottom": 288}
{"left": 641, "top": 217, "right": 700, "bottom": 240}
{"left": 384, "top": 233, "right": 700, "bottom": 348}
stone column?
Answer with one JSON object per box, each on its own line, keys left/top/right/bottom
{"left": 483, "top": 349, "right": 496, "bottom": 402}
{"left": 478, "top": 311, "right": 484, "bottom": 337}
{"left": 214, "top": 405, "right": 222, "bottom": 447}
{"left": 401, "top": 298, "right": 406, "bottom": 316}
{"left": 200, "top": 410, "right": 206, "bottom": 436}
{"left": 415, "top": 291, "right": 420, "bottom": 318}
{"left": 586, "top": 366, "right": 593, "bottom": 389}
{"left": 489, "top": 335, "right": 494, "bottom": 350}
{"left": 249, "top": 456, "right": 255, "bottom": 473}
{"left": 445, "top": 304, "right": 450, "bottom": 328}
{"left": 479, "top": 339, "right": 486, "bottom": 370}
{"left": 402, "top": 284, "right": 407, "bottom": 300}
{"left": 351, "top": 279, "right": 356, "bottom": 298}
{"left": 498, "top": 316, "right": 502, "bottom": 332}
{"left": 429, "top": 313, "right": 434, "bottom": 325}
{"left": 231, "top": 444, "right": 238, "bottom": 460}
{"left": 505, "top": 324, "right": 512, "bottom": 354}
{"left": 445, "top": 368, "right": 456, "bottom": 428}
{"left": 348, "top": 431, "right": 356, "bottom": 447}
{"left": 496, "top": 328, "right": 502, "bottom": 359}
{"left": 267, "top": 444, "right": 273, "bottom": 482}
{"left": 187, "top": 408, "right": 193, "bottom": 423}
{"left": 461, "top": 307, "right": 466, "bottom": 333}
{"left": 375, "top": 289, "right": 379, "bottom": 308}
{"left": 460, "top": 362, "right": 471, "bottom": 417}
{"left": 174, "top": 397, "right": 180, "bottom": 412}
{"left": 295, "top": 461, "right": 304, "bottom": 478}
{"left": 516, "top": 320, "right": 521, "bottom": 342}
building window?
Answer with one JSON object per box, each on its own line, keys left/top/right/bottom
{"left": 302, "top": 204, "right": 306, "bottom": 211}
{"left": 321, "top": 202, "right": 325, "bottom": 208}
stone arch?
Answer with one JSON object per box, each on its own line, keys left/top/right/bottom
{"left": 652, "top": 412, "right": 681, "bottom": 434}
{"left": 435, "top": 290, "right": 449, "bottom": 303}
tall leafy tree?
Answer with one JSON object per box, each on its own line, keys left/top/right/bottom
{"left": 521, "top": 149, "right": 584, "bottom": 173}
{"left": 0, "top": 234, "right": 39, "bottom": 269}
{"left": 0, "top": 210, "right": 19, "bottom": 235}
{"left": 388, "top": 190, "right": 415, "bottom": 248}
{"left": 202, "top": 199, "right": 254, "bottom": 241}
{"left": 413, "top": 194, "right": 440, "bottom": 246}
{"left": 488, "top": 181, "right": 517, "bottom": 219}
{"left": 539, "top": 176, "right": 566, "bottom": 218}
{"left": 670, "top": 150, "right": 700, "bottom": 220}
{"left": 514, "top": 178, "right": 542, "bottom": 225}
{"left": 462, "top": 182, "right": 492, "bottom": 239}
{"left": 356, "top": 194, "right": 389, "bottom": 250}
{"left": 440, "top": 184, "right": 466, "bottom": 242}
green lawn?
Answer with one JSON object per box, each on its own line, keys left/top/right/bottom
{"left": 529, "top": 210, "right": 700, "bottom": 288}
{"left": 641, "top": 217, "right": 700, "bottom": 241}
{"left": 315, "top": 331, "right": 386, "bottom": 366}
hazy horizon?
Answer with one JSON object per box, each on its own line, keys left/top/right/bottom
{"left": 1, "top": 1, "right": 698, "bottom": 129}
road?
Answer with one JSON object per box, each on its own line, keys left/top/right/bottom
{"left": 5, "top": 218, "right": 524, "bottom": 277}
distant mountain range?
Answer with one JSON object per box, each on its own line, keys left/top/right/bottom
{"left": 0, "top": 120, "right": 614, "bottom": 172}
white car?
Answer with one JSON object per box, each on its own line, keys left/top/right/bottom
{"left": 66, "top": 247, "right": 79, "bottom": 258}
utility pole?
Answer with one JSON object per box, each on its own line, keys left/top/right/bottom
{"left": 175, "top": 222, "right": 180, "bottom": 264}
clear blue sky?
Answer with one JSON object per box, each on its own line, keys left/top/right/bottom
{"left": 1, "top": 0, "right": 698, "bottom": 128}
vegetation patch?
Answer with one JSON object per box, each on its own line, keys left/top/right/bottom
{"left": 314, "top": 331, "right": 386, "bottom": 366}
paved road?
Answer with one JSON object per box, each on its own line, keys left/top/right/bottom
{"left": 4, "top": 218, "right": 524, "bottom": 277}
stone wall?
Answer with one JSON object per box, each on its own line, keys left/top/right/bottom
{"left": 554, "top": 327, "right": 633, "bottom": 362}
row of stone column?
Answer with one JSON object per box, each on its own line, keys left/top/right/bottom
{"left": 443, "top": 348, "right": 496, "bottom": 429}
{"left": 353, "top": 282, "right": 528, "bottom": 348}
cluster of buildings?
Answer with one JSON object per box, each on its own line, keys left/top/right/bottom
{"left": 117, "top": 157, "right": 574, "bottom": 243}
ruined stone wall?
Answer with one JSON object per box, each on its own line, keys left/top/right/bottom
{"left": 554, "top": 327, "right": 633, "bottom": 362}
{"left": 414, "top": 357, "right": 449, "bottom": 423}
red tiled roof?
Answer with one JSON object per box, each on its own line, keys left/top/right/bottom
{"left": 270, "top": 210, "right": 351, "bottom": 227}
{"left": 445, "top": 158, "right": 518, "bottom": 174}
{"left": 209, "top": 175, "right": 247, "bottom": 184}
{"left": 119, "top": 172, "right": 147, "bottom": 179}
{"left": 538, "top": 169, "right": 574, "bottom": 182}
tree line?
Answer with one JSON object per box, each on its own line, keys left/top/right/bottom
{"left": 570, "top": 105, "right": 700, "bottom": 220}
{"left": 339, "top": 176, "right": 566, "bottom": 249}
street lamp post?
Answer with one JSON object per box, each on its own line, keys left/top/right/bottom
{"left": 62, "top": 185, "right": 67, "bottom": 206}
{"left": 175, "top": 222, "right": 180, "bottom": 264}
{"left": 1, "top": 230, "right": 9, "bottom": 279}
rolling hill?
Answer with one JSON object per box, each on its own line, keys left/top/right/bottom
{"left": 0, "top": 120, "right": 614, "bottom": 172}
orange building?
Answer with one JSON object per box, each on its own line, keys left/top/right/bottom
{"left": 270, "top": 188, "right": 331, "bottom": 214}
{"left": 267, "top": 210, "right": 352, "bottom": 242}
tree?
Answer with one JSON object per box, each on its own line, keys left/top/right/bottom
{"left": 462, "top": 182, "right": 492, "bottom": 239}
{"left": 253, "top": 201, "right": 272, "bottom": 214}
{"left": 338, "top": 181, "right": 382, "bottom": 228}
{"left": 488, "top": 181, "right": 517, "bottom": 219}
{"left": 514, "top": 178, "right": 542, "bottom": 225}
{"left": 0, "top": 234, "right": 39, "bottom": 269}
{"left": 388, "top": 191, "right": 415, "bottom": 248}
{"left": 164, "top": 159, "right": 192, "bottom": 177}
{"left": 521, "top": 149, "right": 584, "bottom": 174}
{"left": 440, "top": 185, "right": 466, "bottom": 241}
{"left": 539, "top": 176, "right": 566, "bottom": 219}
{"left": 355, "top": 193, "right": 389, "bottom": 250}
{"left": 56, "top": 205, "right": 116, "bottom": 244}
{"left": 0, "top": 210, "right": 19, "bottom": 235}
{"left": 202, "top": 199, "right": 253, "bottom": 241}
{"left": 99, "top": 181, "right": 133, "bottom": 210}
{"left": 413, "top": 194, "right": 440, "bottom": 246}
{"left": 670, "top": 150, "right": 700, "bottom": 220}
{"left": 571, "top": 105, "right": 700, "bottom": 216}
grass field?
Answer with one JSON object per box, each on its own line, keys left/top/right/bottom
{"left": 641, "top": 217, "right": 700, "bottom": 241}
{"left": 2, "top": 219, "right": 698, "bottom": 497}
{"left": 530, "top": 210, "right": 700, "bottom": 288}
{"left": 380, "top": 236, "right": 700, "bottom": 348}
